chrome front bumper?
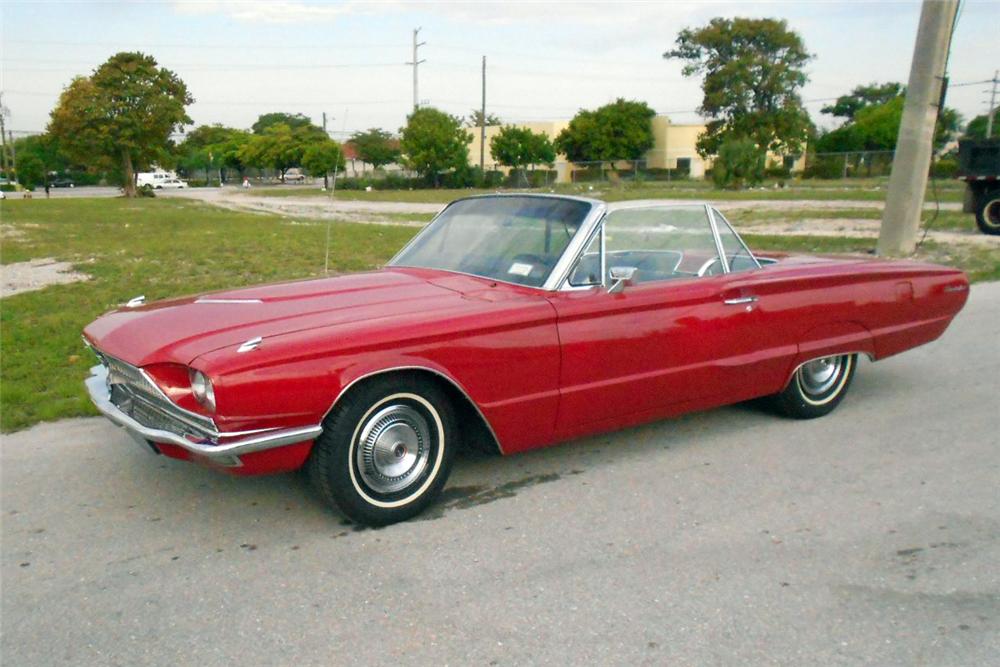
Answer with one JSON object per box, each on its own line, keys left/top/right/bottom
{"left": 86, "top": 364, "right": 323, "bottom": 466}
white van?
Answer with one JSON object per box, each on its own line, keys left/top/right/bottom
{"left": 136, "top": 170, "right": 178, "bottom": 188}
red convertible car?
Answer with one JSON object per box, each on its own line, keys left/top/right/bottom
{"left": 83, "top": 195, "right": 969, "bottom": 524}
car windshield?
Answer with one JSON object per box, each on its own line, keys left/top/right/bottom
{"left": 389, "top": 196, "right": 592, "bottom": 287}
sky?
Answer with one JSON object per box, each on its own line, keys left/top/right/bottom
{"left": 2, "top": 0, "right": 998, "bottom": 142}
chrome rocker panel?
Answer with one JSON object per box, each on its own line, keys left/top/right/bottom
{"left": 86, "top": 364, "right": 322, "bottom": 466}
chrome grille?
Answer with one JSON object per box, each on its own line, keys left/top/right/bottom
{"left": 103, "top": 354, "right": 163, "bottom": 401}
{"left": 92, "top": 348, "right": 218, "bottom": 440}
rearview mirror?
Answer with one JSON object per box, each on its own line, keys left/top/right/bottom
{"left": 608, "top": 266, "right": 637, "bottom": 294}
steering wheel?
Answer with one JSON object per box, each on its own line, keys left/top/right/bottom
{"left": 697, "top": 257, "right": 724, "bottom": 277}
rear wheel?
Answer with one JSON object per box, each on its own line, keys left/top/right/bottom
{"left": 769, "top": 354, "right": 857, "bottom": 419}
{"left": 975, "top": 190, "right": 1000, "bottom": 236}
{"left": 308, "top": 374, "right": 456, "bottom": 526}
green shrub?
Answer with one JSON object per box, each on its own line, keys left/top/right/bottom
{"left": 713, "top": 138, "right": 765, "bottom": 189}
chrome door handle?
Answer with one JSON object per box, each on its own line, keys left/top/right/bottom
{"left": 724, "top": 296, "right": 758, "bottom": 305}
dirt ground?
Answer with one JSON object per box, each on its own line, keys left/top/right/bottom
{"left": 1, "top": 257, "right": 91, "bottom": 298}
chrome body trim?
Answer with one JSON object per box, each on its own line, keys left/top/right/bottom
{"left": 710, "top": 208, "right": 762, "bottom": 270}
{"left": 705, "top": 203, "right": 731, "bottom": 273}
{"left": 320, "top": 365, "right": 505, "bottom": 455}
{"left": 195, "top": 298, "right": 264, "bottom": 304}
{"left": 237, "top": 336, "right": 263, "bottom": 353}
{"left": 724, "top": 296, "right": 759, "bottom": 305}
{"left": 125, "top": 295, "right": 146, "bottom": 308}
{"left": 86, "top": 364, "right": 322, "bottom": 463}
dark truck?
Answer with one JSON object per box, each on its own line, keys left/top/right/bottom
{"left": 957, "top": 138, "right": 1000, "bottom": 235}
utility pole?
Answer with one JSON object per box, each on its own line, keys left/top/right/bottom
{"left": 480, "top": 56, "right": 486, "bottom": 174}
{"left": 0, "top": 94, "right": 8, "bottom": 177}
{"left": 878, "top": 0, "right": 960, "bottom": 256}
{"left": 322, "top": 112, "right": 329, "bottom": 190}
{"left": 8, "top": 130, "right": 16, "bottom": 182}
{"left": 987, "top": 69, "right": 998, "bottom": 139}
{"left": 406, "top": 28, "right": 426, "bottom": 113}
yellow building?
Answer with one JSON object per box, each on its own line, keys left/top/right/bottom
{"left": 467, "top": 114, "right": 805, "bottom": 183}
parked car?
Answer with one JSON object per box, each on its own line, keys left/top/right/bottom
{"left": 155, "top": 178, "right": 188, "bottom": 190}
{"left": 283, "top": 168, "right": 307, "bottom": 182}
{"left": 82, "top": 195, "right": 970, "bottom": 525}
{"left": 50, "top": 178, "right": 75, "bottom": 188}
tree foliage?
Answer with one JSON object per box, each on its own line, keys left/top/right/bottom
{"left": 177, "top": 124, "right": 251, "bottom": 183}
{"left": 490, "top": 126, "right": 556, "bottom": 169}
{"left": 817, "top": 95, "right": 961, "bottom": 153}
{"left": 399, "top": 108, "right": 472, "bottom": 185}
{"left": 349, "top": 128, "right": 401, "bottom": 170}
{"left": 251, "top": 112, "right": 316, "bottom": 135}
{"left": 821, "top": 82, "right": 903, "bottom": 119}
{"left": 13, "top": 134, "right": 67, "bottom": 187}
{"left": 238, "top": 120, "right": 326, "bottom": 179}
{"left": 467, "top": 109, "right": 502, "bottom": 127}
{"left": 964, "top": 109, "right": 999, "bottom": 139}
{"left": 665, "top": 17, "right": 812, "bottom": 156}
{"left": 554, "top": 98, "right": 655, "bottom": 163}
{"left": 47, "top": 52, "right": 192, "bottom": 196}
{"left": 712, "top": 137, "right": 766, "bottom": 189}
{"left": 302, "top": 139, "right": 346, "bottom": 177}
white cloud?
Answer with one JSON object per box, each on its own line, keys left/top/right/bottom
{"left": 171, "top": 0, "right": 372, "bottom": 24}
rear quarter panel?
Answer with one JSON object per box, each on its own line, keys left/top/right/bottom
{"left": 747, "top": 257, "right": 968, "bottom": 382}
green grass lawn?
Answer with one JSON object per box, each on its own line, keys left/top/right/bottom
{"left": 0, "top": 198, "right": 413, "bottom": 432}
{"left": 249, "top": 177, "right": 964, "bottom": 204}
{"left": 0, "top": 195, "right": 994, "bottom": 432}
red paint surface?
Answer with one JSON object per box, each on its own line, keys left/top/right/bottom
{"left": 84, "top": 256, "right": 969, "bottom": 472}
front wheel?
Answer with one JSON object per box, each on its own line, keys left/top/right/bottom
{"left": 975, "top": 190, "right": 1000, "bottom": 236}
{"left": 308, "top": 375, "right": 456, "bottom": 526}
{"left": 769, "top": 353, "right": 857, "bottom": 419}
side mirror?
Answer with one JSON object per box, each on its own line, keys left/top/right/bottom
{"left": 608, "top": 266, "right": 637, "bottom": 294}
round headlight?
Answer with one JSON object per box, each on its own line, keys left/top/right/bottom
{"left": 189, "top": 370, "right": 216, "bottom": 412}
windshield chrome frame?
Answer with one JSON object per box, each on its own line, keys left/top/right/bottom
{"left": 387, "top": 193, "right": 607, "bottom": 292}
{"left": 556, "top": 201, "right": 761, "bottom": 291}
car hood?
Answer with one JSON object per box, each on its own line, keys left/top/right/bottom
{"left": 83, "top": 268, "right": 497, "bottom": 367}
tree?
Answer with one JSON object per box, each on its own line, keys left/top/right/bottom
{"left": 251, "top": 112, "right": 316, "bottom": 135}
{"left": 490, "top": 125, "right": 556, "bottom": 171}
{"left": 302, "top": 139, "right": 345, "bottom": 189}
{"left": 16, "top": 154, "right": 46, "bottom": 189}
{"left": 47, "top": 52, "right": 192, "bottom": 196}
{"left": 467, "top": 110, "right": 502, "bottom": 127}
{"left": 399, "top": 108, "right": 472, "bottom": 185}
{"left": 821, "top": 82, "right": 903, "bottom": 119}
{"left": 13, "top": 133, "right": 67, "bottom": 185}
{"left": 964, "top": 109, "right": 999, "bottom": 139}
{"left": 349, "top": 128, "right": 401, "bottom": 170}
{"left": 817, "top": 96, "right": 961, "bottom": 154}
{"left": 177, "top": 124, "right": 250, "bottom": 184}
{"left": 665, "top": 17, "right": 812, "bottom": 156}
{"left": 554, "top": 98, "right": 655, "bottom": 163}
{"left": 712, "top": 137, "right": 765, "bottom": 189}
{"left": 238, "top": 122, "right": 326, "bottom": 181}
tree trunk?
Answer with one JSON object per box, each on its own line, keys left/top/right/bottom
{"left": 122, "top": 150, "right": 136, "bottom": 197}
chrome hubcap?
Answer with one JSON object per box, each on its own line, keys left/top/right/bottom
{"left": 799, "top": 356, "right": 843, "bottom": 396}
{"left": 356, "top": 404, "right": 431, "bottom": 494}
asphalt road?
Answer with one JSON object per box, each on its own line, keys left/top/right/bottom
{"left": 3, "top": 284, "right": 998, "bottom": 666}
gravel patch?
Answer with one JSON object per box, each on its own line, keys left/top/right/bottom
{"left": 1, "top": 258, "right": 91, "bottom": 298}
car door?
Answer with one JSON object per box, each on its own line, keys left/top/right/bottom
{"left": 546, "top": 204, "right": 789, "bottom": 436}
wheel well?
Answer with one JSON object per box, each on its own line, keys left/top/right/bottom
{"left": 331, "top": 368, "right": 503, "bottom": 456}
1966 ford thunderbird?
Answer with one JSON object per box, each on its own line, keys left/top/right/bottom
{"left": 83, "top": 195, "right": 969, "bottom": 524}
